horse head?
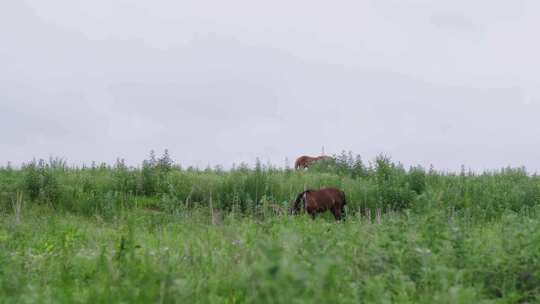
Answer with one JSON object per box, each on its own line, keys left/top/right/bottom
{"left": 289, "top": 191, "right": 307, "bottom": 215}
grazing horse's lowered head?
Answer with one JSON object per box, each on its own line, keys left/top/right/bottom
{"left": 290, "top": 187, "right": 347, "bottom": 221}
{"left": 294, "top": 155, "right": 332, "bottom": 169}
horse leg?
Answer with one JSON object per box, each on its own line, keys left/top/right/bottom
{"left": 332, "top": 208, "right": 342, "bottom": 221}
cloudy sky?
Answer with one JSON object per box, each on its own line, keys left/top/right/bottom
{"left": 1, "top": 0, "right": 539, "bottom": 171}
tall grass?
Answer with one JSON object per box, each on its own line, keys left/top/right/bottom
{"left": 3, "top": 151, "right": 540, "bottom": 302}
{"left": 1, "top": 151, "right": 540, "bottom": 221}
{"left": 2, "top": 206, "right": 540, "bottom": 303}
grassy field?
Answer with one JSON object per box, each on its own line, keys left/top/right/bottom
{"left": 2, "top": 152, "right": 540, "bottom": 303}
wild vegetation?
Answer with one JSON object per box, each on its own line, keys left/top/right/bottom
{"left": 1, "top": 151, "right": 540, "bottom": 303}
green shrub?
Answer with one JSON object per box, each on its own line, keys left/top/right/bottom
{"left": 21, "top": 159, "right": 62, "bottom": 205}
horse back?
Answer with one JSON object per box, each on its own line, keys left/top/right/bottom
{"left": 323, "top": 187, "right": 346, "bottom": 204}
{"left": 311, "top": 187, "right": 346, "bottom": 207}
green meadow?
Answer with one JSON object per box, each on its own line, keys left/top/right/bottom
{"left": 1, "top": 152, "right": 540, "bottom": 303}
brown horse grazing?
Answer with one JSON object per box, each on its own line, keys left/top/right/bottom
{"left": 294, "top": 155, "right": 331, "bottom": 169}
{"left": 290, "top": 187, "right": 347, "bottom": 220}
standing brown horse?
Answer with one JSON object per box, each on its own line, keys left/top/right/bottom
{"left": 290, "top": 187, "right": 347, "bottom": 220}
{"left": 294, "top": 155, "right": 331, "bottom": 169}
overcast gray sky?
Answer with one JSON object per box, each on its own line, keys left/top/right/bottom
{"left": 1, "top": 0, "right": 539, "bottom": 171}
